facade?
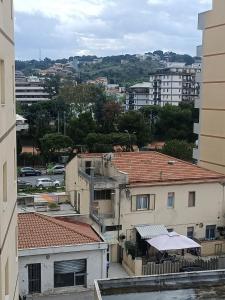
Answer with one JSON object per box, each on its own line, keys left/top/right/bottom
{"left": 126, "top": 65, "right": 200, "bottom": 110}
{"left": 0, "top": 1, "right": 19, "bottom": 299}
{"left": 66, "top": 152, "right": 225, "bottom": 260}
{"left": 15, "top": 73, "right": 50, "bottom": 104}
{"left": 18, "top": 213, "right": 107, "bottom": 297}
{"left": 194, "top": 1, "right": 225, "bottom": 174}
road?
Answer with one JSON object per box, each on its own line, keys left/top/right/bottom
{"left": 18, "top": 174, "right": 65, "bottom": 187}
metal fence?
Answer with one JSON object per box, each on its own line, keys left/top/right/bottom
{"left": 142, "top": 257, "right": 219, "bottom": 276}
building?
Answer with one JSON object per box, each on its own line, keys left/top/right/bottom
{"left": 94, "top": 270, "right": 225, "bottom": 300}
{"left": 15, "top": 73, "right": 50, "bottom": 104}
{"left": 194, "top": 1, "right": 225, "bottom": 174}
{"left": 0, "top": 0, "right": 19, "bottom": 299}
{"left": 16, "top": 114, "right": 29, "bottom": 132}
{"left": 66, "top": 151, "right": 225, "bottom": 260}
{"left": 18, "top": 213, "right": 107, "bottom": 297}
{"left": 126, "top": 65, "right": 200, "bottom": 110}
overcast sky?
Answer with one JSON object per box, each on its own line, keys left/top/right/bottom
{"left": 14, "top": 0, "right": 212, "bottom": 60}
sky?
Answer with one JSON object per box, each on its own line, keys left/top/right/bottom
{"left": 14, "top": 0, "right": 212, "bottom": 60}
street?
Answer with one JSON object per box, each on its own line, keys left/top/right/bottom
{"left": 18, "top": 174, "right": 65, "bottom": 187}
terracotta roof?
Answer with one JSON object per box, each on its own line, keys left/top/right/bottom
{"left": 111, "top": 151, "right": 225, "bottom": 184}
{"left": 18, "top": 213, "right": 101, "bottom": 250}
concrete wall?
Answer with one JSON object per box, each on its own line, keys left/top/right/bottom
{"left": 0, "top": 1, "right": 18, "bottom": 300}
{"left": 19, "top": 244, "right": 107, "bottom": 297}
{"left": 198, "top": 0, "right": 225, "bottom": 174}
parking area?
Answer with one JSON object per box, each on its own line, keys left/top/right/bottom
{"left": 18, "top": 174, "right": 64, "bottom": 187}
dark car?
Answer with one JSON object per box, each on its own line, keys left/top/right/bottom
{"left": 19, "top": 167, "right": 42, "bottom": 177}
{"left": 180, "top": 265, "right": 204, "bottom": 272}
{"left": 17, "top": 179, "right": 32, "bottom": 189}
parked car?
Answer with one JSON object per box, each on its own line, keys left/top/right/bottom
{"left": 47, "top": 164, "right": 65, "bottom": 175}
{"left": 179, "top": 265, "right": 204, "bottom": 272}
{"left": 17, "top": 179, "right": 32, "bottom": 189}
{"left": 19, "top": 167, "right": 42, "bottom": 177}
{"left": 35, "top": 178, "right": 61, "bottom": 188}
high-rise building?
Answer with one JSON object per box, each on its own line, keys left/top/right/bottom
{"left": 126, "top": 65, "right": 200, "bottom": 111}
{"left": 0, "top": 1, "right": 18, "bottom": 299}
{"left": 194, "top": 1, "right": 225, "bottom": 173}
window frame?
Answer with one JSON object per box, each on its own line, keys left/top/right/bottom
{"left": 131, "top": 194, "right": 156, "bottom": 212}
{"left": 188, "top": 191, "right": 196, "bottom": 207}
{"left": 167, "top": 192, "right": 175, "bottom": 208}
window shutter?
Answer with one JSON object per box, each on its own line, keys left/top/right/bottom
{"left": 131, "top": 196, "right": 137, "bottom": 212}
{"left": 54, "top": 259, "right": 86, "bottom": 274}
{"left": 149, "top": 194, "right": 155, "bottom": 210}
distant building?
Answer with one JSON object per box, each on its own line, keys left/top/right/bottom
{"left": 126, "top": 65, "right": 200, "bottom": 110}
{"left": 15, "top": 73, "right": 50, "bottom": 104}
{"left": 16, "top": 114, "right": 29, "bottom": 132}
{"left": 194, "top": 0, "right": 225, "bottom": 174}
{"left": 18, "top": 213, "right": 107, "bottom": 297}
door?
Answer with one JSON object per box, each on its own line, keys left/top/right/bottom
{"left": 28, "top": 263, "right": 41, "bottom": 294}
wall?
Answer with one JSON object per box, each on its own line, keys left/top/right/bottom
{"left": 19, "top": 244, "right": 107, "bottom": 297}
{"left": 120, "top": 182, "right": 224, "bottom": 241}
{"left": 0, "top": 0, "right": 18, "bottom": 299}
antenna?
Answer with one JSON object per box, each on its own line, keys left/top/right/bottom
{"left": 39, "top": 48, "right": 42, "bottom": 61}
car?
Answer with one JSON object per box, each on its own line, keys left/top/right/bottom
{"left": 17, "top": 179, "right": 32, "bottom": 189}
{"left": 35, "top": 178, "right": 61, "bottom": 188}
{"left": 19, "top": 167, "right": 42, "bottom": 177}
{"left": 47, "top": 164, "right": 65, "bottom": 175}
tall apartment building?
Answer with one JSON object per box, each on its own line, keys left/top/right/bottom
{"left": 194, "top": 0, "right": 225, "bottom": 174}
{"left": 126, "top": 65, "right": 200, "bottom": 110}
{"left": 15, "top": 73, "right": 50, "bottom": 104}
{"left": 0, "top": 0, "right": 19, "bottom": 299}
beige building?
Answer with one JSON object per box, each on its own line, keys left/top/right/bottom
{"left": 194, "top": 1, "right": 225, "bottom": 174}
{"left": 0, "top": 1, "right": 18, "bottom": 299}
{"left": 66, "top": 152, "right": 225, "bottom": 260}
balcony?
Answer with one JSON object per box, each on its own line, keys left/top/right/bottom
{"left": 194, "top": 123, "right": 200, "bottom": 135}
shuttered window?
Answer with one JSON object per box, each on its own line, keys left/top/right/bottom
{"left": 131, "top": 194, "right": 155, "bottom": 211}
{"left": 54, "top": 259, "right": 86, "bottom": 288}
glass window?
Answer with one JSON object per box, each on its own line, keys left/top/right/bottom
{"left": 188, "top": 192, "right": 196, "bottom": 207}
{"left": 136, "top": 195, "right": 149, "bottom": 210}
{"left": 187, "top": 227, "right": 194, "bottom": 239}
{"left": 205, "top": 225, "right": 216, "bottom": 240}
{"left": 167, "top": 192, "right": 175, "bottom": 208}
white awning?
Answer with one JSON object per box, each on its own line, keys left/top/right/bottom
{"left": 135, "top": 224, "right": 168, "bottom": 239}
{"left": 147, "top": 232, "right": 201, "bottom": 251}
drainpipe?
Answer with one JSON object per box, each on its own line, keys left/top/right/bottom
{"left": 117, "top": 185, "right": 122, "bottom": 241}
{"left": 90, "top": 167, "right": 95, "bottom": 217}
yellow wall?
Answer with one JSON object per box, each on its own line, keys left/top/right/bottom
{"left": 0, "top": 0, "right": 18, "bottom": 299}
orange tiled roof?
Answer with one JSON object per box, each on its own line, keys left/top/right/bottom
{"left": 18, "top": 213, "right": 101, "bottom": 250}
{"left": 112, "top": 151, "right": 225, "bottom": 184}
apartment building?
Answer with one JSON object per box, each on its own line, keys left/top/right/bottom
{"left": 16, "top": 73, "right": 50, "bottom": 104}
{"left": 194, "top": 1, "right": 225, "bottom": 174}
{"left": 126, "top": 65, "right": 200, "bottom": 110}
{"left": 66, "top": 152, "right": 225, "bottom": 261}
{"left": 0, "top": 1, "right": 19, "bottom": 299}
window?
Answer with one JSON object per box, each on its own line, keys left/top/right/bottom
{"left": 28, "top": 263, "right": 41, "bottom": 294}
{"left": 205, "top": 225, "right": 216, "bottom": 240}
{"left": 0, "top": 60, "right": 5, "bottom": 105}
{"left": 187, "top": 227, "right": 194, "bottom": 239}
{"left": 5, "top": 259, "right": 9, "bottom": 296}
{"left": 167, "top": 192, "right": 175, "bottom": 208}
{"left": 131, "top": 194, "right": 155, "bottom": 211}
{"left": 85, "top": 161, "right": 91, "bottom": 175}
{"left": 188, "top": 192, "right": 196, "bottom": 207}
{"left": 106, "top": 225, "right": 122, "bottom": 232}
{"left": 3, "top": 162, "right": 7, "bottom": 202}
{"left": 94, "top": 190, "right": 112, "bottom": 200}
{"left": 54, "top": 259, "right": 86, "bottom": 288}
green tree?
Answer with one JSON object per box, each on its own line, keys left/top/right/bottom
{"left": 118, "top": 111, "right": 151, "bottom": 147}
{"left": 161, "top": 139, "right": 193, "bottom": 162}
{"left": 44, "top": 75, "right": 61, "bottom": 99}
{"left": 40, "top": 133, "right": 73, "bottom": 162}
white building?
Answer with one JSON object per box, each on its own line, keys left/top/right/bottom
{"left": 18, "top": 213, "right": 107, "bottom": 297}
{"left": 16, "top": 73, "right": 50, "bottom": 104}
{"left": 16, "top": 114, "right": 29, "bottom": 132}
{"left": 126, "top": 65, "right": 201, "bottom": 110}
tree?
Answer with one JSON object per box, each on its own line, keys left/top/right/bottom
{"left": 161, "top": 140, "right": 193, "bottom": 162}
{"left": 118, "top": 111, "right": 151, "bottom": 147}
{"left": 101, "top": 101, "right": 122, "bottom": 132}
{"left": 44, "top": 75, "right": 61, "bottom": 99}
{"left": 40, "top": 133, "right": 73, "bottom": 162}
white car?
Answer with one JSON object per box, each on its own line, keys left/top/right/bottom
{"left": 47, "top": 165, "right": 65, "bottom": 175}
{"left": 35, "top": 178, "right": 60, "bottom": 188}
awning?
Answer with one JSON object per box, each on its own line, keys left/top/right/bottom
{"left": 147, "top": 232, "right": 201, "bottom": 251}
{"left": 135, "top": 224, "right": 168, "bottom": 239}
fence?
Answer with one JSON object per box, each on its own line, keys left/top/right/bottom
{"left": 142, "top": 257, "right": 219, "bottom": 276}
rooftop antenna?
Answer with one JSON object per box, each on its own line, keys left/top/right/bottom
{"left": 39, "top": 48, "right": 42, "bottom": 61}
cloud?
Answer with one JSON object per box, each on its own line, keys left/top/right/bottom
{"left": 14, "top": 0, "right": 212, "bottom": 59}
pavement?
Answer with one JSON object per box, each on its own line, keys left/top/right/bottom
{"left": 108, "top": 263, "right": 129, "bottom": 279}
{"left": 18, "top": 174, "right": 64, "bottom": 187}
